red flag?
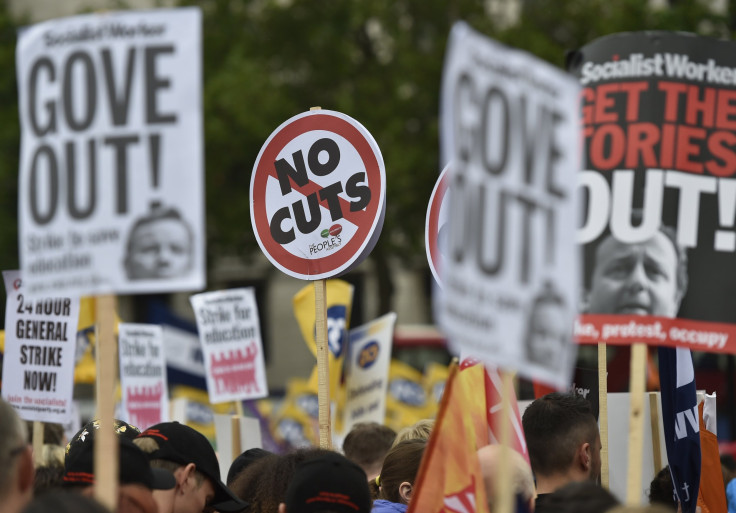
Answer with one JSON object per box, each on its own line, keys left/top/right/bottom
{"left": 407, "top": 363, "right": 489, "bottom": 513}
{"left": 484, "top": 366, "right": 530, "bottom": 466}
{"left": 697, "top": 398, "right": 727, "bottom": 513}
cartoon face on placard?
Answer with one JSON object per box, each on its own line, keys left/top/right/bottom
{"left": 250, "top": 110, "right": 386, "bottom": 280}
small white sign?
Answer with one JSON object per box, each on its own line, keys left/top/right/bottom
{"left": 438, "top": 23, "right": 581, "bottom": 388}
{"left": 1, "top": 270, "right": 80, "bottom": 422}
{"left": 17, "top": 8, "right": 205, "bottom": 297}
{"left": 119, "top": 323, "right": 168, "bottom": 430}
{"left": 343, "top": 312, "right": 396, "bottom": 433}
{"left": 190, "top": 288, "right": 268, "bottom": 404}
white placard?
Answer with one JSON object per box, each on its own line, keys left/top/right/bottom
{"left": 163, "top": 324, "right": 206, "bottom": 377}
{"left": 1, "top": 270, "right": 80, "bottom": 422}
{"left": 190, "top": 288, "right": 268, "bottom": 404}
{"left": 17, "top": 8, "right": 204, "bottom": 297}
{"left": 119, "top": 323, "right": 168, "bottom": 430}
{"left": 213, "top": 413, "right": 263, "bottom": 480}
{"left": 438, "top": 23, "right": 581, "bottom": 388}
{"left": 343, "top": 312, "right": 396, "bottom": 434}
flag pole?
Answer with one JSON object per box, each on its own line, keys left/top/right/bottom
{"left": 598, "top": 342, "right": 609, "bottom": 488}
{"left": 625, "top": 342, "right": 647, "bottom": 504}
{"left": 494, "top": 370, "right": 515, "bottom": 513}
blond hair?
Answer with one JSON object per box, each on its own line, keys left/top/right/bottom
{"left": 391, "top": 419, "right": 434, "bottom": 447}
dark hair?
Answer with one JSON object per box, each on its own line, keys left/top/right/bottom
{"left": 230, "top": 448, "right": 334, "bottom": 512}
{"left": 542, "top": 481, "right": 619, "bottom": 513}
{"left": 342, "top": 422, "right": 396, "bottom": 469}
{"left": 33, "top": 465, "right": 65, "bottom": 497}
{"left": 521, "top": 392, "right": 598, "bottom": 478}
{"left": 22, "top": 491, "right": 111, "bottom": 513}
{"left": 378, "top": 439, "right": 426, "bottom": 504}
{"left": 648, "top": 466, "right": 676, "bottom": 508}
{"left": 584, "top": 212, "right": 688, "bottom": 297}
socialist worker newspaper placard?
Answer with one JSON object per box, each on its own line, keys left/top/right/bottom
{"left": 571, "top": 32, "right": 736, "bottom": 352}
{"left": 17, "top": 8, "right": 204, "bottom": 297}
{"left": 1, "top": 270, "right": 80, "bottom": 422}
{"left": 438, "top": 23, "right": 581, "bottom": 388}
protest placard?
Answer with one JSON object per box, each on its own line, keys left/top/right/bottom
{"left": 118, "top": 323, "right": 168, "bottom": 430}
{"left": 250, "top": 109, "right": 386, "bottom": 280}
{"left": 438, "top": 22, "right": 581, "bottom": 388}
{"left": 343, "top": 312, "right": 396, "bottom": 433}
{"left": 17, "top": 8, "right": 204, "bottom": 296}
{"left": 1, "top": 270, "right": 80, "bottom": 422}
{"left": 570, "top": 31, "right": 736, "bottom": 349}
{"left": 190, "top": 288, "right": 268, "bottom": 404}
{"left": 425, "top": 165, "right": 450, "bottom": 286}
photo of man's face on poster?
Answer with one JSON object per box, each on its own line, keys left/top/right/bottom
{"left": 584, "top": 224, "right": 688, "bottom": 319}
{"left": 525, "top": 281, "right": 570, "bottom": 370}
{"left": 123, "top": 206, "right": 194, "bottom": 280}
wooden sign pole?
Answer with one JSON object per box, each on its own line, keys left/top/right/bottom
{"left": 94, "top": 295, "right": 118, "bottom": 510}
{"left": 649, "top": 392, "right": 662, "bottom": 472}
{"left": 625, "top": 342, "right": 647, "bottom": 504}
{"left": 493, "top": 370, "right": 515, "bottom": 513}
{"left": 32, "top": 421, "right": 44, "bottom": 466}
{"left": 231, "top": 415, "right": 242, "bottom": 462}
{"left": 314, "top": 279, "right": 331, "bottom": 448}
{"left": 598, "top": 342, "right": 609, "bottom": 488}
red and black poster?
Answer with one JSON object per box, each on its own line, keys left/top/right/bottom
{"left": 570, "top": 32, "right": 736, "bottom": 353}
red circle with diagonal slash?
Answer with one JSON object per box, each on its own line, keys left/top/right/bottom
{"left": 425, "top": 165, "right": 450, "bottom": 286}
{"left": 250, "top": 110, "right": 386, "bottom": 280}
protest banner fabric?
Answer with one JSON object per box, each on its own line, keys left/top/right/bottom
{"left": 407, "top": 363, "right": 489, "bottom": 513}
{"left": 658, "top": 347, "right": 700, "bottom": 513}
{"left": 1, "top": 270, "right": 80, "bottom": 422}
{"left": 17, "top": 8, "right": 204, "bottom": 296}
{"left": 438, "top": 22, "right": 580, "bottom": 388}
{"left": 190, "top": 288, "right": 268, "bottom": 404}
{"left": 343, "top": 312, "right": 396, "bottom": 434}
{"left": 118, "top": 323, "right": 168, "bottom": 430}
{"left": 697, "top": 395, "right": 725, "bottom": 513}
{"left": 384, "top": 359, "right": 434, "bottom": 432}
{"left": 293, "top": 279, "right": 353, "bottom": 395}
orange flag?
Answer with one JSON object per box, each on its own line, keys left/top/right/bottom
{"left": 697, "top": 398, "right": 727, "bottom": 513}
{"left": 407, "top": 363, "right": 489, "bottom": 513}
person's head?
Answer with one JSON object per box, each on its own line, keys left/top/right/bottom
{"left": 0, "top": 400, "right": 34, "bottom": 513}
{"left": 521, "top": 392, "right": 601, "bottom": 494}
{"left": 279, "top": 452, "right": 372, "bottom": 513}
{"left": 342, "top": 422, "right": 396, "bottom": 481}
{"left": 21, "top": 491, "right": 111, "bottom": 513}
{"left": 477, "top": 445, "right": 535, "bottom": 512}
{"left": 525, "top": 281, "right": 569, "bottom": 367}
{"left": 230, "top": 448, "right": 333, "bottom": 513}
{"left": 648, "top": 466, "right": 676, "bottom": 509}
{"left": 541, "top": 480, "right": 619, "bottom": 513}
{"left": 226, "top": 448, "right": 272, "bottom": 487}
{"left": 63, "top": 436, "right": 175, "bottom": 513}
{"left": 584, "top": 222, "right": 687, "bottom": 318}
{"left": 124, "top": 206, "right": 193, "bottom": 280}
{"left": 391, "top": 419, "right": 434, "bottom": 447}
{"left": 134, "top": 422, "right": 247, "bottom": 513}
{"left": 33, "top": 465, "right": 65, "bottom": 497}
{"left": 377, "top": 439, "right": 426, "bottom": 505}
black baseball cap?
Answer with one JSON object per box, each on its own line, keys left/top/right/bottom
{"left": 63, "top": 436, "right": 175, "bottom": 490}
{"left": 137, "top": 422, "right": 249, "bottom": 512}
{"left": 285, "top": 452, "right": 371, "bottom": 513}
{"left": 227, "top": 448, "right": 272, "bottom": 486}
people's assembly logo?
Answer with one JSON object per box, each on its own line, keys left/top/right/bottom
{"left": 389, "top": 378, "right": 426, "bottom": 407}
{"left": 358, "top": 341, "right": 379, "bottom": 369}
{"left": 250, "top": 110, "right": 386, "bottom": 280}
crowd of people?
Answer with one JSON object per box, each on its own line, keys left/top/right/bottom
{"left": 3, "top": 390, "right": 727, "bottom": 513}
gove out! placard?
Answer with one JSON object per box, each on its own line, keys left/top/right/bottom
{"left": 250, "top": 110, "right": 386, "bottom": 280}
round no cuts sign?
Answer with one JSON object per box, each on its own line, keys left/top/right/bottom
{"left": 250, "top": 110, "right": 386, "bottom": 280}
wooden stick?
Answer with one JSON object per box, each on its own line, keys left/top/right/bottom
{"left": 598, "top": 342, "right": 609, "bottom": 489}
{"left": 649, "top": 392, "right": 662, "bottom": 472}
{"left": 493, "top": 370, "right": 515, "bottom": 513}
{"left": 625, "top": 343, "right": 648, "bottom": 505}
{"left": 32, "top": 421, "right": 44, "bottom": 467}
{"left": 94, "top": 295, "right": 118, "bottom": 511}
{"left": 314, "top": 279, "right": 331, "bottom": 448}
{"left": 231, "top": 415, "right": 242, "bottom": 462}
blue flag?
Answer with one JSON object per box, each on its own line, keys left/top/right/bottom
{"left": 658, "top": 347, "right": 700, "bottom": 513}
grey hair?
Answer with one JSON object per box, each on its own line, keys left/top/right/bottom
{"left": 0, "top": 399, "right": 27, "bottom": 498}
